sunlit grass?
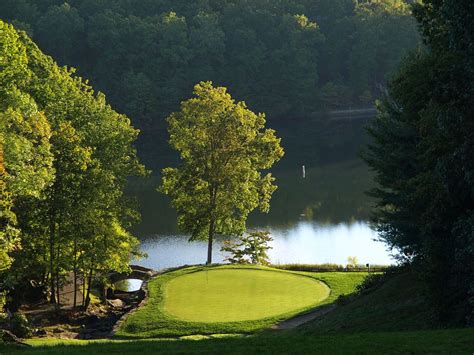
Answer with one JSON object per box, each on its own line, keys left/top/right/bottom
{"left": 116, "top": 265, "right": 366, "bottom": 338}
{"left": 163, "top": 268, "right": 329, "bottom": 322}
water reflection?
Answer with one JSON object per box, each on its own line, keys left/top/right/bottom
{"left": 113, "top": 278, "right": 143, "bottom": 292}
{"left": 131, "top": 160, "right": 375, "bottom": 236}
{"left": 136, "top": 221, "right": 391, "bottom": 270}
{"left": 129, "top": 116, "right": 395, "bottom": 269}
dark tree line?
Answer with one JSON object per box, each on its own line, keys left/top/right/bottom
{"left": 365, "top": 0, "right": 474, "bottom": 325}
{"left": 0, "top": 0, "right": 419, "bottom": 168}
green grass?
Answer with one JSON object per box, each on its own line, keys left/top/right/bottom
{"left": 163, "top": 268, "right": 329, "bottom": 322}
{"left": 2, "top": 268, "right": 472, "bottom": 354}
{"left": 301, "top": 271, "right": 437, "bottom": 334}
{"left": 2, "top": 328, "right": 473, "bottom": 354}
{"left": 116, "top": 265, "right": 366, "bottom": 338}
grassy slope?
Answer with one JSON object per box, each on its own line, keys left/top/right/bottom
{"left": 116, "top": 265, "right": 366, "bottom": 338}
{"left": 301, "top": 271, "right": 436, "bottom": 334}
{"left": 3, "top": 329, "right": 473, "bottom": 354}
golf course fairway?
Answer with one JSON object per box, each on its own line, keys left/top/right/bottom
{"left": 163, "top": 268, "right": 330, "bottom": 322}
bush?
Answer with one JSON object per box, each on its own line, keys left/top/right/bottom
{"left": 272, "top": 263, "right": 345, "bottom": 272}
{"left": 10, "top": 313, "right": 32, "bottom": 338}
{"left": 273, "top": 263, "right": 392, "bottom": 272}
{"left": 0, "top": 312, "right": 7, "bottom": 326}
{"left": 336, "top": 294, "right": 352, "bottom": 306}
{"left": 355, "top": 265, "right": 404, "bottom": 295}
{"left": 221, "top": 231, "right": 273, "bottom": 265}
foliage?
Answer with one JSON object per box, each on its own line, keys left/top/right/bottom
{"left": 9, "top": 313, "right": 32, "bottom": 338}
{"left": 160, "top": 82, "right": 283, "bottom": 263}
{"left": 221, "top": 231, "right": 273, "bottom": 265}
{"left": 0, "top": 20, "right": 54, "bottom": 289}
{"left": 273, "top": 264, "right": 390, "bottom": 272}
{"left": 0, "top": 0, "right": 420, "bottom": 170}
{"left": 363, "top": 0, "right": 474, "bottom": 324}
{"left": 347, "top": 256, "right": 358, "bottom": 268}
{"left": 0, "top": 21, "right": 145, "bottom": 310}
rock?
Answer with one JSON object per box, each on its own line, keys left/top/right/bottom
{"left": 34, "top": 328, "right": 47, "bottom": 337}
{"left": 52, "top": 327, "right": 65, "bottom": 333}
{"left": 107, "top": 299, "right": 125, "bottom": 309}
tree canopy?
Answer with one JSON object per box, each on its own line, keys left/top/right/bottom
{"left": 160, "top": 82, "right": 283, "bottom": 264}
{"left": 0, "top": 0, "right": 420, "bottom": 169}
{"left": 0, "top": 20, "right": 144, "bottom": 310}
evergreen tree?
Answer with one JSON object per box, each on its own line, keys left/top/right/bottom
{"left": 365, "top": 0, "right": 474, "bottom": 324}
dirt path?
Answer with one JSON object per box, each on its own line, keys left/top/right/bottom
{"left": 271, "top": 304, "right": 336, "bottom": 330}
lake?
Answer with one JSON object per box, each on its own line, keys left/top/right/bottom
{"left": 130, "top": 115, "right": 395, "bottom": 270}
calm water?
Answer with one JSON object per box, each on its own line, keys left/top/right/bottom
{"left": 114, "top": 279, "right": 143, "bottom": 292}
{"left": 131, "top": 115, "right": 395, "bottom": 270}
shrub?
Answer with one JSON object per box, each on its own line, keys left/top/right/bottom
{"left": 221, "top": 231, "right": 273, "bottom": 265}
{"left": 10, "top": 313, "right": 32, "bottom": 338}
{"left": 336, "top": 294, "right": 352, "bottom": 306}
{"left": 355, "top": 265, "right": 404, "bottom": 295}
{"left": 0, "top": 312, "right": 7, "bottom": 331}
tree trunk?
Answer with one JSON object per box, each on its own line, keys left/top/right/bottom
{"left": 49, "top": 208, "right": 56, "bottom": 304}
{"left": 56, "top": 239, "right": 61, "bottom": 307}
{"left": 84, "top": 269, "right": 93, "bottom": 311}
{"left": 82, "top": 273, "right": 86, "bottom": 307}
{"left": 206, "top": 184, "right": 218, "bottom": 265}
{"left": 207, "top": 219, "right": 214, "bottom": 264}
{"left": 73, "top": 238, "right": 77, "bottom": 309}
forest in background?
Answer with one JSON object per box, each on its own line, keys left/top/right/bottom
{"left": 0, "top": 0, "right": 420, "bottom": 169}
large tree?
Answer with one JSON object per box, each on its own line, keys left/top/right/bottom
{"left": 160, "top": 82, "right": 284, "bottom": 264}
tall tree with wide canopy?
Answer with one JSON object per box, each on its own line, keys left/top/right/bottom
{"left": 160, "top": 82, "right": 284, "bottom": 264}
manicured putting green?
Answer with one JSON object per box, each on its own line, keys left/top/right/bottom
{"left": 163, "top": 268, "right": 330, "bottom": 322}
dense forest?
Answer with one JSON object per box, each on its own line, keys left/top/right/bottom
{"left": 0, "top": 0, "right": 420, "bottom": 168}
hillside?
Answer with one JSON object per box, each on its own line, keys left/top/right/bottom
{"left": 301, "top": 270, "right": 438, "bottom": 334}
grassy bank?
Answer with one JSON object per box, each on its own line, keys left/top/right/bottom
{"left": 301, "top": 271, "right": 436, "bottom": 334}
{"left": 116, "top": 265, "right": 367, "bottom": 338}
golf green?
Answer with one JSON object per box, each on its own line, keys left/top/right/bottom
{"left": 163, "top": 268, "right": 330, "bottom": 322}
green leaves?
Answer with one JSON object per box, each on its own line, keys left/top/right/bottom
{"left": 0, "top": 20, "right": 145, "bottom": 306}
{"left": 160, "top": 82, "right": 283, "bottom": 259}
{"left": 221, "top": 231, "right": 273, "bottom": 265}
{"left": 364, "top": 0, "right": 474, "bottom": 322}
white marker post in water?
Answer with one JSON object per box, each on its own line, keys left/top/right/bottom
{"left": 302, "top": 165, "right": 306, "bottom": 178}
